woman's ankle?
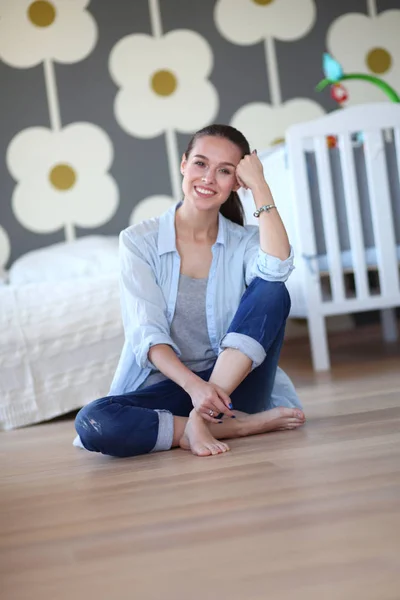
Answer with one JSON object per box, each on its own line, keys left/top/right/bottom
{"left": 172, "top": 416, "right": 189, "bottom": 447}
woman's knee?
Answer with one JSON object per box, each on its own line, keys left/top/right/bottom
{"left": 250, "top": 278, "right": 291, "bottom": 316}
{"left": 75, "top": 399, "right": 110, "bottom": 453}
{"left": 75, "top": 397, "right": 160, "bottom": 458}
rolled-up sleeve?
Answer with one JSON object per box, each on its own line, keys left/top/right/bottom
{"left": 119, "top": 230, "right": 180, "bottom": 369}
{"left": 244, "top": 230, "right": 294, "bottom": 285}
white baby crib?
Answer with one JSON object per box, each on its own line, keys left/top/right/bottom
{"left": 240, "top": 103, "right": 400, "bottom": 371}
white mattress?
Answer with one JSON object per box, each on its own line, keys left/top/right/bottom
{"left": 0, "top": 275, "right": 123, "bottom": 430}
{"left": 313, "top": 245, "right": 400, "bottom": 273}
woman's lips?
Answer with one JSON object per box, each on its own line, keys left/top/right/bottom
{"left": 194, "top": 186, "right": 216, "bottom": 198}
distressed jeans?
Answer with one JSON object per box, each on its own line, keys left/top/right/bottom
{"left": 75, "top": 279, "right": 300, "bottom": 458}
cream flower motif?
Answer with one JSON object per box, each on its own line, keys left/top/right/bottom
{"left": 215, "top": 0, "right": 316, "bottom": 44}
{"left": 109, "top": 30, "right": 219, "bottom": 138}
{"left": 130, "top": 195, "right": 176, "bottom": 226}
{"left": 327, "top": 10, "right": 400, "bottom": 105}
{"left": 231, "top": 99, "right": 325, "bottom": 149}
{"left": 0, "top": 0, "right": 97, "bottom": 68}
{"left": 7, "top": 123, "right": 119, "bottom": 236}
{"left": 0, "top": 226, "right": 11, "bottom": 270}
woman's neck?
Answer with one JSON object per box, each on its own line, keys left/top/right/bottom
{"left": 175, "top": 201, "right": 219, "bottom": 243}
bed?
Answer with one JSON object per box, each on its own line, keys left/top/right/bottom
{"left": 0, "top": 237, "right": 124, "bottom": 431}
{"left": 239, "top": 102, "right": 400, "bottom": 370}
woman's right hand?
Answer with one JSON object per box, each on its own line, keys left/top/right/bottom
{"left": 185, "top": 377, "right": 235, "bottom": 423}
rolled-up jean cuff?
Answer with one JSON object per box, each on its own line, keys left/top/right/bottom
{"left": 151, "top": 409, "right": 174, "bottom": 453}
{"left": 219, "top": 332, "right": 266, "bottom": 370}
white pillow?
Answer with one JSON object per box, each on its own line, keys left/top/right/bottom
{"left": 9, "top": 236, "right": 119, "bottom": 284}
{"left": 0, "top": 268, "right": 8, "bottom": 285}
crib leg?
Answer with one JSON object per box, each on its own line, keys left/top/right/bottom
{"left": 380, "top": 308, "right": 398, "bottom": 343}
{"left": 308, "top": 314, "right": 330, "bottom": 371}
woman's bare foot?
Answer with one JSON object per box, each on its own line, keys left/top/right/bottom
{"left": 180, "top": 410, "right": 230, "bottom": 456}
{"left": 179, "top": 407, "right": 305, "bottom": 457}
{"left": 238, "top": 407, "right": 305, "bottom": 436}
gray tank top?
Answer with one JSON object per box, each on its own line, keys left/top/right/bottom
{"left": 140, "top": 273, "right": 216, "bottom": 388}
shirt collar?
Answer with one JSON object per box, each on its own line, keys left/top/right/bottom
{"left": 157, "top": 202, "right": 227, "bottom": 256}
{"left": 157, "top": 202, "right": 178, "bottom": 255}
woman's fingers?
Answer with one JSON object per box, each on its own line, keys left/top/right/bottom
{"left": 195, "top": 402, "right": 224, "bottom": 423}
{"left": 199, "top": 410, "right": 223, "bottom": 424}
{"left": 209, "top": 396, "right": 232, "bottom": 417}
{"left": 191, "top": 382, "right": 234, "bottom": 420}
{"left": 198, "top": 401, "right": 231, "bottom": 422}
{"left": 215, "top": 388, "right": 235, "bottom": 416}
{"left": 206, "top": 398, "right": 233, "bottom": 419}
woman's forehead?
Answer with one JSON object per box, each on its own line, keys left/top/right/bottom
{"left": 191, "top": 136, "right": 242, "bottom": 164}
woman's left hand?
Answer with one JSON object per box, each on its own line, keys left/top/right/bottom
{"left": 236, "top": 150, "right": 267, "bottom": 192}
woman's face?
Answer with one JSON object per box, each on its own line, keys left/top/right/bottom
{"left": 180, "top": 136, "right": 242, "bottom": 212}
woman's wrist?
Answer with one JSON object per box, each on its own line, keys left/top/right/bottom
{"left": 251, "top": 181, "right": 274, "bottom": 207}
{"left": 181, "top": 371, "right": 202, "bottom": 394}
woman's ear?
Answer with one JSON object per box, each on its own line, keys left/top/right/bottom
{"left": 232, "top": 179, "right": 241, "bottom": 192}
{"left": 180, "top": 153, "right": 187, "bottom": 176}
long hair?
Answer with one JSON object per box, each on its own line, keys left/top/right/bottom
{"left": 184, "top": 124, "right": 250, "bottom": 226}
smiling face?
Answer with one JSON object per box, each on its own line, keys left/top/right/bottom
{"left": 180, "top": 135, "right": 242, "bottom": 213}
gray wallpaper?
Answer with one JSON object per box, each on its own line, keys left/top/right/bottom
{"left": 1, "top": 0, "right": 399, "bottom": 268}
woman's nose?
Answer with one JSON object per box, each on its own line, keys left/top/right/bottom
{"left": 202, "top": 168, "right": 216, "bottom": 183}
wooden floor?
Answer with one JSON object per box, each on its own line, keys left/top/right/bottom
{"left": 1, "top": 324, "right": 400, "bottom": 600}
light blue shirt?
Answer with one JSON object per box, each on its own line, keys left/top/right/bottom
{"left": 109, "top": 203, "right": 301, "bottom": 408}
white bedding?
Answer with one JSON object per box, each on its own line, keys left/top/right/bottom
{"left": 316, "top": 245, "right": 400, "bottom": 272}
{"left": 0, "top": 274, "right": 123, "bottom": 430}
{"left": 9, "top": 235, "right": 119, "bottom": 284}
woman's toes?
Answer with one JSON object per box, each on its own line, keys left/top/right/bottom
{"left": 294, "top": 409, "right": 305, "bottom": 420}
{"left": 276, "top": 415, "right": 305, "bottom": 430}
{"left": 210, "top": 443, "right": 227, "bottom": 455}
{"left": 284, "top": 408, "right": 304, "bottom": 420}
{"left": 192, "top": 442, "right": 212, "bottom": 456}
{"left": 217, "top": 442, "right": 229, "bottom": 453}
{"left": 202, "top": 450, "right": 212, "bottom": 456}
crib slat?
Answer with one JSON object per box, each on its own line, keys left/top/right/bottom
{"left": 338, "top": 134, "right": 369, "bottom": 300}
{"left": 287, "top": 140, "right": 321, "bottom": 285}
{"left": 287, "top": 135, "right": 330, "bottom": 370}
{"left": 314, "top": 136, "right": 345, "bottom": 302}
{"left": 394, "top": 126, "right": 400, "bottom": 201}
{"left": 392, "top": 126, "right": 400, "bottom": 294}
{"left": 363, "top": 130, "right": 400, "bottom": 296}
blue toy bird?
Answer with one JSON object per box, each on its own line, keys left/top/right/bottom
{"left": 323, "top": 53, "right": 343, "bottom": 82}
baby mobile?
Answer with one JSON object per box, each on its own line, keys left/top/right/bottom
{"left": 316, "top": 52, "right": 400, "bottom": 106}
{"left": 315, "top": 53, "right": 400, "bottom": 148}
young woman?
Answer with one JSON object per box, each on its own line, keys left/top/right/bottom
{"left": 74, "top": 124, "right": 305, "bottom": 458}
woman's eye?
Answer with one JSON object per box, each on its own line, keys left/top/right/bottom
{"left": 195, "top": 161, "right": 205, "bottom": 167}
{"left": 220, "top": 169, "right": 231, "bottom": 175}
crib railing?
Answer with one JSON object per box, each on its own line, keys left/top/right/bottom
{"left": 286, "top": 103, "right": 400, "bottom": 369}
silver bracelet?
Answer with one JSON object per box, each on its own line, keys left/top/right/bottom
{"left": 253, "top": 204, "right": 276, "bottom": 218}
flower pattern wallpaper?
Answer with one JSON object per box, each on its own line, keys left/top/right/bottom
{"left": 1, "top": 0, "right": 399, "bottom": 268}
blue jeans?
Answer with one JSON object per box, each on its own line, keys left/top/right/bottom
{"left": 75, "top": 279, "right": 294, "bottom": 458}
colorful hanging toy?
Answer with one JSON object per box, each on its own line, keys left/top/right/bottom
{"left": 316, "top": 53, "right": 400, "bottom": 106}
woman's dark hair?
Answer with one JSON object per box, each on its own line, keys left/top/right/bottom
{"left": 184, "top": 124, "right": 250, "bottom": 226}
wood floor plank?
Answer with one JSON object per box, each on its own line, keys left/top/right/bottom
{"left": 1, "top": 324, "right": 400, "bottom": 600}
